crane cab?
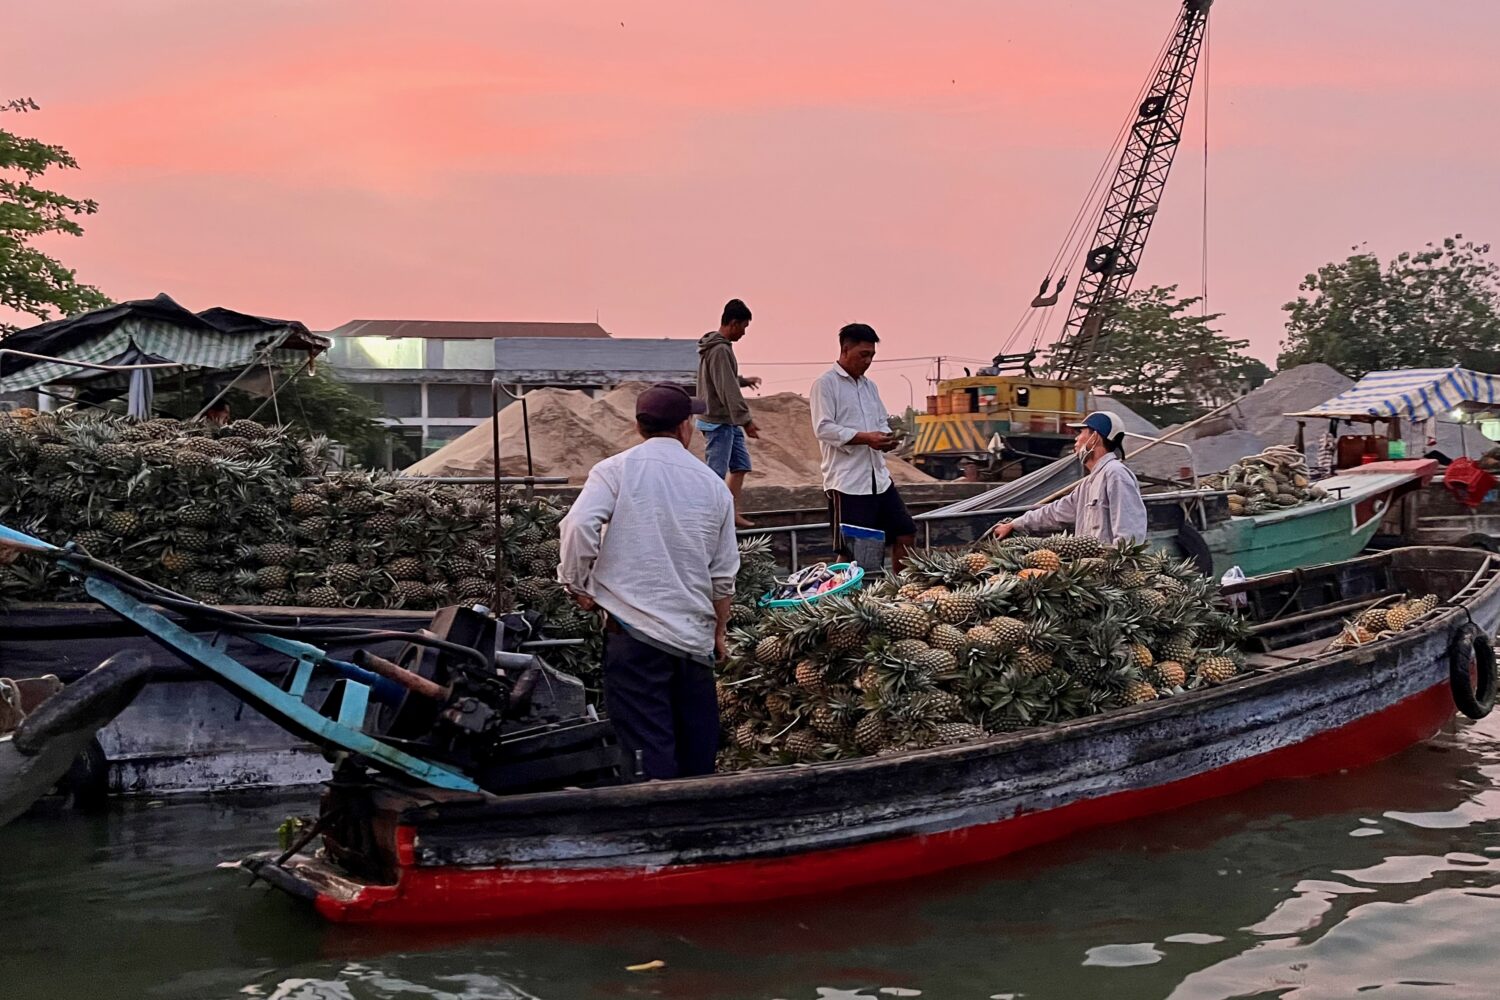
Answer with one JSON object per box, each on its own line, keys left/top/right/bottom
{"left": 912, "top": 374, "right": 1089, "bottom": 480}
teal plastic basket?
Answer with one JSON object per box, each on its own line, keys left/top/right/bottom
{"left": 759, "top": 562, "right": 866, "bottom": 609}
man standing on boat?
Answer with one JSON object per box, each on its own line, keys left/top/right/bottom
{"left": 697, "top": 298, "right": 763, "bottom": 528}
{"left": 811, "top": 322, "right": 917, "bottom": 572}
{"left": 558, "top": 382, "right": 740, "bottom": 780}
{"left": 992, "top": 411, "right": 1148, "bottom": 545}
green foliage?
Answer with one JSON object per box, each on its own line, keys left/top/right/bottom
{"left": 0, "top": 98, "right": 111, "bottom": 335}
{"left": 1278, "top": 236, "right": 1500, "bottom": 378}
{"left": 1070, "top": 285, "right": 1270, "bottom": 426}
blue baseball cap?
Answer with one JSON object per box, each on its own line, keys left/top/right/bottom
{"left": 1068, "top": 411, "right": 1125, "bottom": 445}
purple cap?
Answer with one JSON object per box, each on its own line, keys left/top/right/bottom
{"left": 636, "top": 382, "right": 707, "bottom": 425}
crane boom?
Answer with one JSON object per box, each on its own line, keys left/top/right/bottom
{"left": 1047, "top": 0, "right": 1214, "bottom": 379}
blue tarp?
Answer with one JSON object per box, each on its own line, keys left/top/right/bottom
{"left": 1291, "top": 367, "right": 1500, "bottom": 422}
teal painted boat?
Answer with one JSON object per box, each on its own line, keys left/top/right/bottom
{"left": 1155, "top": 461, "right": 1436, "bottom": 577}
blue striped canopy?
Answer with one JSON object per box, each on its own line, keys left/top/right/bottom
{"left": 1292, "top": 367, "right": 1500, "bottom": 421}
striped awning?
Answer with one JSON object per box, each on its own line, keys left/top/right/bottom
{"left": 1287, "top": 367, "right": 1500, "bottom": 422}
{"left": 0, "top": 317, "right": 324, "bottom": 392}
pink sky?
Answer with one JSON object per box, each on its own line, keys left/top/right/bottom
{"left": 7, "top": 0, "right": 1499, "bottom": 410}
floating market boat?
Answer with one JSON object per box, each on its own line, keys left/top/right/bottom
{"left": 247, "top": 545, "right": 1499, "bottom": 925}
{"left": 0, "top": 651, "right": 154, "bottom": 825}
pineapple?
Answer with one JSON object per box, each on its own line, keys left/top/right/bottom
{"left": 1123, "top": 679, "right": 1158, "bottom": 705}
{"left": 911, "top": 689, "right": 963, "bottom": 722}
{"left": 1197, "top": 655, "right": 1237, "bottom": 684}
{"left": 159, "top": 548, "right": 196, "bottom": 574}
{"left": 1152, "top": 661, "right": 1187, "bottom": 688}
{"left": 935, "top": 722, "right": 985, "bottom": 745}
{"left": 327, "top": 563, "right": 365, "bottom": 592}
{"left": 256, "top": 565, "right": 292, "bottom": 591}
{"left": 794, "top": 659, "right": 827, "bottom": 692}
{"left": 387, "top": 556, "right": 426, "bottom": 581}
{"left": 897, "top": 583, "right": 924, "bottom": 600}
{"left": 1129, "top": 643, "right": 1154, "bottom": 671}
{"left": 914, "top": 647, "right": 957, "bottom": 677}
{"left": 810, "top": 702, "right": 854, "bottom": 741}
{"left": 887, "top": 639, "right": 932, "bottom": 667}
{"left": 176, "top": 502, "right": 218, "bottom": 529}
{"left": 1385, "top": 602, "right": 1417, "bottom": 631}
{"left": 934, "top": 589, "right": 979, "bottom": 625}
{"left": 101, "top": 510, "right": 141, "bottom": 538}
{"left": 987, "top": 616, "right": 1028, "bottom": 651}
{"left": 755, "top": 635, "right": 792, "bottom": 665}
{"left": 1015, "top": 646, "right": 1053, "bottom": 678}
{"left": 881, "top": 603, "right": 931, "bottom": 640}
{"left": 390, "top": 580, "right": 433, "bottom": 607}
{"left": 961, "top": 552, "right": 991, "bottom": 576}
{"left": 1022, "top": 549, "right": 1062, "bottom": 573}
{"left": 783, "top": 729, "right": 821, "bottom": 762}
{"left": 254, "top": 542, "right": 297, "bottom": 567}
{"left": 1158, "top": 632, "right": 1196, "bottom": 664}
{"left": 1355, "top": 607, "right": 1389, "bottom": 632}
{"left": 927, "top": 623, "right": 966, "bottom": 653}
{"left": 965, "top": 624, "right": 1003, "bottom": 654}
{"left": 854, "top": 713, "right": 888, "bottom": 754}
{"left": 733, "top": 720, "right": 762, "bottom": 751}
{"left": 916, "top": 586, "right": 950, "bottom": 603}
{"left": 71, "top": 529, "right": 113, "bottom": 555}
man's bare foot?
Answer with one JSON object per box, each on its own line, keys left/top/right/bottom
{"left": 735, "top": 514, "right": 754, "bottom": 529}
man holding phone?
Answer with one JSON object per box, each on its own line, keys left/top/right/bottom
{"left": 809, "top": 323, "right": 916, "bottom": 572}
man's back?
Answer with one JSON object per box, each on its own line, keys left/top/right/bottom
{"left": 564, "top": 437, "right": 738, "bottom": 655}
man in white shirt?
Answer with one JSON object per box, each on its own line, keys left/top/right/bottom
{"left": 557, "top": 382, "right": 740, "bottom": 779}
{"left": 992, "top": 411, "right": 1148, "bottom": 545}
{"left": 809, "top": 323, "right": 917, "bottom": 572}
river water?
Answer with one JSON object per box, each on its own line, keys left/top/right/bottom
{"left": 6, "top": 716, "right": 1500, "bottom": 1000}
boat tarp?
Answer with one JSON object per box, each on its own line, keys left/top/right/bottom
{"left": 0, "top": 294, "right": 328, "bottom": 392}
{"left": 1287, "top": 367, "right": 1500, "bottom": 423}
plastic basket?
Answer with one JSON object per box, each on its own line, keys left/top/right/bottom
{"left": 759, "top": 562, "right": 866, "bottom": 609}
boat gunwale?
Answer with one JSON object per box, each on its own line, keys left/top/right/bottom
{"left": 394, "top": 546, "right": 1500, "bottom": 823}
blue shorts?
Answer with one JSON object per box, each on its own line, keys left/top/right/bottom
{"left": 699, "top": 421, "right": 751, "bottom": 476}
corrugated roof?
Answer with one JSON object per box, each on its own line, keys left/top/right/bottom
{"left": 324, "top": 320, "right": 611, "bottom": 340}
{"left": 494, "top": 337, "right": 699, "bottom": 378}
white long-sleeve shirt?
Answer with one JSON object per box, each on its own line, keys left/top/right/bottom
{"left": 557, "top": 437, "right": 739, "bottom": 658}
{"left": 1008, "top": 452, "right": 1148, "bottom": 544}
{"left": 810, "top": 364, "right": 893, "bottom": 496}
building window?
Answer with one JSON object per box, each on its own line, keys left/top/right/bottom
{"left": 352, "top": 382, "right": 421, "bottom": 418}
{"left": 329, "top": 337, "right": 425, "bottom": 369}
{"left": 428, "top": 383, "right": 487, "bottom": 418}
{"left": 439, "top": 340, "right": 494, "bottom": 370}
{"left": 424, "top": 424, "right": 474, "bottom": 453}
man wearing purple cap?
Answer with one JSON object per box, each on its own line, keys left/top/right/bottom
{"left": 558, "top": 382, "right": 740, "bottom": 779}
{"left": 992, "top": 411, "right": 1147, "bottom": 544}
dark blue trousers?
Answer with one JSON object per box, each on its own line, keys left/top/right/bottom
{"left": 602, "top": 626, "right": 719, "bottom": 780}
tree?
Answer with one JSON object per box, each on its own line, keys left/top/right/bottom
{"left": 0, "top": 98, "right": 112, "bottom": 335}
{"left": 1072, "top": 285, "right": 1270, "bottom": 426}
{"left": 1278, "top": 236, "right": 1500, "bottom": 378}
{"left": 154, "top": 366, "right": 415, "bottom": 469}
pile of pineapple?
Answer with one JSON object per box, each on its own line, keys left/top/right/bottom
{"left": 716, "top": 534, "right": 1248, "bottom": 770}
{"left": 1199, "top": 445, "right": 1326, "bottom": 517}
{"left": 0, "top": 409, "right": 569, "bottom": 613}
{"left": 1328, "top": 593, "right": 1440, "bottom": 650}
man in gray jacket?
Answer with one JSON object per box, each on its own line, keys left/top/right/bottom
{"left": 697, "top": 298, "right": 762, "bottom": 528}
{"left": 993, "top": 411, "right": 1147, "bottom": 544}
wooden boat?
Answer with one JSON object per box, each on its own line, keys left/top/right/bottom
{"left": 246, "top": 546, "right": 1500, "bottom": 925}
{"left": 0, "top": 651, "right": 154, "bottom": 825}
{"left": 0, "top": 603, "right": 432, "bottom": 795}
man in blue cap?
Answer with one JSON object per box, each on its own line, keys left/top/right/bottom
{"left": 558, "top": 382, "right": 740, "bottom": 779}
{"left": 992, "top": 410, "right": 1147, "bottom": 544}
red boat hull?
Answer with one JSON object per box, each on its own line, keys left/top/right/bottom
{"left": 311, "top": 678, "right": 1456, "bottom": 925}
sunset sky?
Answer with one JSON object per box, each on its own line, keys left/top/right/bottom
{"left": 7, "top": 0, "right": 1499, "bottom": 408}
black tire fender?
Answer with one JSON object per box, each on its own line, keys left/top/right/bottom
{"left": 1449, "top": 625, "right": 1497, "bottom": 721}
{"left": 13, "top": 651, "right": 155, "bottom": 755}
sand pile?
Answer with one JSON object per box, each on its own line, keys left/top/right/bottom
{"left": 406, "top": 384, "right": 933, "bottom": 487}
{"left": 1130, "top": 364, "right": 1356, "bottom": 480}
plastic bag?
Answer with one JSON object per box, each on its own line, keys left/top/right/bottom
{"left": 1221, "top": 565, "right": 1248, "bottom": 608}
